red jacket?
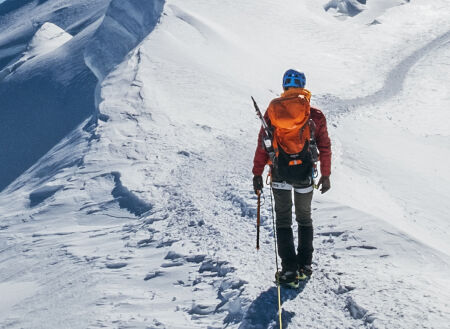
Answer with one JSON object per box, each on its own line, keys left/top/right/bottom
{"left": 252, "top": 96, "right": 331, "bottom": 177}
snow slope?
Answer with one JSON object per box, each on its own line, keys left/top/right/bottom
{"left": 0, "top": 0, "right": 110, "bottom": 191}
{"left": 1, "top": 0, "right": 450, "bottom": 328}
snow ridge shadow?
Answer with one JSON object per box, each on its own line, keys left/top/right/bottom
{"left": 29, "top": 185, "right": 63, "bottom": 207}
{"left": 107, "top": 171, "right": 152, "bottom": 216}
{"left": 0, "top": 1, "right": 113, "bottom": 192}
{"left": 0, "top": 0, "right": 47, "bottom": 16}
{"left": 223, "top": 188, "right": 257, "bottom": 219}
{"left": 345, "top": 296, "right": 375, "bottom": 324}
{"left": 0, "top": 33, "right": 97, "bottom": 192}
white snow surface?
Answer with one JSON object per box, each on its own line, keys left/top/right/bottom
{"left": 21, "top": 22, "right": 72, "bottom": 61}
{"left": 1, "top": 0, "right": 450, "bottom": 328}
{"left": 0, "top": 22, "right": 72, "bottom": 78}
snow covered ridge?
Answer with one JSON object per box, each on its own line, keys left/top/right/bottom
{"left": 0, "top": 0, "right": 165, "bottom": 191}
{"left": 84, "top": 0, "right": 165, "bottom": 82}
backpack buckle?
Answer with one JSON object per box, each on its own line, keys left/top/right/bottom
{"left": 288, "top": 160, "right": 303, "bottom": 166}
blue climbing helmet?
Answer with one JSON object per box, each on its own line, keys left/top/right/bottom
{"left": 282, "top": 69, "right": 306, "bottom": 89}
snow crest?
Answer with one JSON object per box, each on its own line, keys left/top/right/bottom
{"left": 84, "top": 0, "right": 164, "bottom": 82}
{"left": 22, "top": 22, "right": 72, "bottom": 61}
{"left": 0, "top": 22, "right": 72, "bottom": 79}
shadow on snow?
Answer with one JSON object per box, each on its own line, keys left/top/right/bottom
{"left": 238, "top": 281, "right": 308, "bottom": 329}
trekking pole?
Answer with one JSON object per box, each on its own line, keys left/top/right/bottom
{"left": 256, "top": 190, "right": 261, "bottom": 250}
{"left": 270, "top": 185, "right": 283, "bottom": 329}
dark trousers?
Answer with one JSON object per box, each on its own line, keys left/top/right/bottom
{"left": 273, "top": 188, "right": 313, "bottom": 229}
{"left": 273, "top": 187, "right": 314, "bottom": 271}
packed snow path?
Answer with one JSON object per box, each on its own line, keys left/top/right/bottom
{"left": 1, "top": 0, "right": 450, "bottom": 328}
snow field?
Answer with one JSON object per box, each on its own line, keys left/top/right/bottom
{"left": 1, "top": 0, "right": 450, "bottom": 328}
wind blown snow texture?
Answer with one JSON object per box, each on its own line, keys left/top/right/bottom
{"left": 1, "top": 0, "right": 450, "bottom": 328}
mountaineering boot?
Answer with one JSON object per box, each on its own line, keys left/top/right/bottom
{"left": 300, "top": 265, "right": 313, "bottom": 278}
{"left": 296, "top": 268, "right": 308, "bottom": 281}
{"left": 275, "top": 270, "right": 299, "bottom": 289}
{"left": 297, "top": 226, "right": 314, "bottom": 278}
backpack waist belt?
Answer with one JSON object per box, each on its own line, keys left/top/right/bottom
{"left": 272, "top": 182, "right": 313, "bottom": 194}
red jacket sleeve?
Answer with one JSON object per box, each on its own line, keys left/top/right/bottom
{"left": 311, "top": 107, "right": 332, "bottom": 177}
{"left": 252, "top": 112, "right": 270, "bottom": 176}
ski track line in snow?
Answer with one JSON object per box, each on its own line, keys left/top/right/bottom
{"left": 316, "top": 28, "right": 450, "bottom": 117}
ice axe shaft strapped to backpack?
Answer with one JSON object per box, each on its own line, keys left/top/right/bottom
{"left": 251, "top": 96, "right": 277, "bottom": 166}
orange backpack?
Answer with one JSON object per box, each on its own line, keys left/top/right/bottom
{"left": 267, "top": 88, "right": 312, "bottom": 166}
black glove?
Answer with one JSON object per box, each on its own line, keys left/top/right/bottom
{"left": 317, "top": 176, "right": 331, "bottom": 194}
{"left": 253, "top": 175, "right": 263, "bottom": 194}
